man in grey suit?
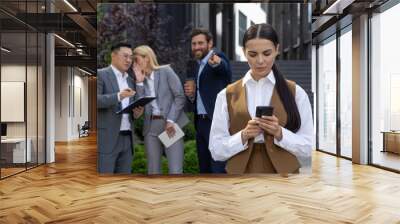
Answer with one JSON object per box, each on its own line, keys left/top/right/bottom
{"left": 97, "top": 43, "right": 144, "bottom": 174}
{"left": 133, "top": 45, "right": 188, "bottom": 174}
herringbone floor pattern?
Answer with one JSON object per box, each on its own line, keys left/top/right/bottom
{"left": 1, "top": 135, "right": 400, "bottom": 223}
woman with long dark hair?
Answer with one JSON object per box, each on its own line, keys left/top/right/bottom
{"left": 209, "top": 23, "right": 313, "bottom": 174}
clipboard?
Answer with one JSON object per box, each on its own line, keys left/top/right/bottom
{"left": 116, "top": 96, "right": 156, "bottom": 114}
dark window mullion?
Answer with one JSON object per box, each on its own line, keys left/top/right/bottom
{"left": 44, "top": 0, "right": 48, "bottom": 165}
{"left": 367, "top": 10, "right": 373, "bottom": 165}
{"left": 25, "top": 0, "right": 28, "bottom": 171}
{"left": 336, "top": 28, "right": 341, "bottom": 157}
{"left": 0, "top": 18, "right": 2, "bottom": 179}
{"left": 316, "top": 44, "right": 319, "bottom": 151}
{"left": 36, "top": 0, "right": 39, "bottom": 168}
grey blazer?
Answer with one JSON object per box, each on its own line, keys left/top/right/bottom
{"left": 97, "top": 66, "right": 144, "bottom": 154}
{"left": 139, "top": 65, "right": 189, "bottom": 136}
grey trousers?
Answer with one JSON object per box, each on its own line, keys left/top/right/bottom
{"left": 144, "top": 119, "right": 184, "bottom": 174}
{"left": 98, "top": 133, "right": 133, "bottom": 174}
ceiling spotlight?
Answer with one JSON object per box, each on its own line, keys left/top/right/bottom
{"left": 1, "top": 47, "right": 11, "bottom": 53}
{"left": 63, "top": 0, "right": 78, "bottom": 12}
{"left": 78, "top": 67, "right": 92, "bottom": 76}
{"left": 54, "top": 34, "right": 75, "bottom": 48}
{"left": 322, "top": 0, "right": 354, "bottom": 15}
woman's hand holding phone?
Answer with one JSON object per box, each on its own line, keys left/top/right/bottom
{"left": 254, "top": 106, "right": 282, "bottom": 140}
{"left": 255, "top": 115, "right": 282, "bottom": 141}
{"left": 241, "top": 120, "right": 263, "bottom": 144}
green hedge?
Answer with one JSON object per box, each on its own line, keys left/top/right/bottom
{"left": 134, "top": 112, "right": 196, "bottom": 142}
{"left": 132, "top": 112, "right": 199, "bottom": 174}
{"left": 131, "top": 140, "right": 199, "bottom": 174}
{"left": 182, "top": 113, "right": 196, "bottom": 141}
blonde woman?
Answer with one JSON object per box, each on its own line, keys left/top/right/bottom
{"left": 132, "top": 45, "right": 189, "bottom": 174}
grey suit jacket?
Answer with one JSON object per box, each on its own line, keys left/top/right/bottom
{"left": 138, "top": 65, "right": 189, "bottom": 136}
{"left": 97, "top": 66, "right": 144, "bottom": 154}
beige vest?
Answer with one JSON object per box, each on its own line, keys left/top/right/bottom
{"left": 225, "top": 78, "right": 300, "bottom": 174}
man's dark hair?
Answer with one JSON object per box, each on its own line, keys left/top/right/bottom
{"left": 111, "top": 43, "right": 132, "bottom": 52}
{"left": 190, "top": 28, "right": 213, "bottom": 42}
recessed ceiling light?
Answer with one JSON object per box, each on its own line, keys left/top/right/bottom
{"left": 1, "top": 47, "right": 11, "bottom": 53}
{"left": 78, "top": 67, "right": 92, "bottom": 76}
{"left": 322, "top": 0, "right": 354, "bottom": 15}
{"left": 54, "top": 34, "right": 75, "bottom": 48}
{"left": 63, "top": 0, "right": 78, "bottom": 12}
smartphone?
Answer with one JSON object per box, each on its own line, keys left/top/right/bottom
{"left": 256, "top": 106, "right": 274, "bottom": 118}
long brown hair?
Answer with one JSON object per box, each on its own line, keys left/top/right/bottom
{"left": 242, "top": 23, "right": 301, "bottom": 132}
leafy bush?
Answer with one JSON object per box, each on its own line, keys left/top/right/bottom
{"left": 182, "top": 140, "right": 199, "bottom": 174}
{"left": 131, "top": 112, "right": 198, "bottom": 174}
{"left": 182, "top": 112, "right": 196, "bottom": 141}
{"left": 134, "top": 112, "right": 195, "bottom": 143}
{"left": 97, "top": 3, "right": 192, "bottom": 78}
{"left": 133, "top": 116, "right": 144, "bottom": 142}
{"left": 132, "top": 140, "right": 199, "bottom": 174}
{"left": 131, "top": 144, "right": 147, "bottom": 174}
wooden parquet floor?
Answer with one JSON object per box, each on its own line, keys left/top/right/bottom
{"left": 1, "top": 135, "right": 400, "bottom": 223}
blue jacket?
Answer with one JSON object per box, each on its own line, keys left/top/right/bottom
{"left": 191, "top": 51, "right": 232, "bottom": 120}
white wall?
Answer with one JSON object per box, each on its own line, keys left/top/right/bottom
{"left": 1, "top": 63, "right": 46, "bottom": 164}
{"left": 54, "top": 67, "right": 89, "bottom": 141}
{"left": 1, "top": 65, "right": 39, "bottom": 138}
{"left": 72, "top": 72, "right": 89, "bottom": 138}
{"left": 55, "top": 67, "right": 68, "bottom": 141}
{"left": 1, "top": 82, "right": 25, "bottom": 122}
{"left": 1, "top": 65, "right": 26, "bottom": 130}
{"left": 234, "top": 3, "right": 266, "bottom": 61}
{"left": 1, "top": 65, "right": 26, "bottom": 140}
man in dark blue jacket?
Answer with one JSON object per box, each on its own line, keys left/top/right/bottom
{"left": 184, "top": 28, "right": 232, "bottom": 173}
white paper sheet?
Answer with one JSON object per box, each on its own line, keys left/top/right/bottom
{"left": 158, "top": 123, "right": 185, "bottom": 148}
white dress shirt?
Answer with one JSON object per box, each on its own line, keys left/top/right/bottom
{"left": 137, "top": 70, "right": 174, "bottom": 123}
{"left": 145, "top": 71, "right": 162, "bottom": 116}
{"left": 196, "top": 49, "right": 214, "bottom": 115}
{"left": 209, "top": 70, "right": 314, "bottom": 162}
{"left": 111, "top": 65, "right": 131, "bottom": 131}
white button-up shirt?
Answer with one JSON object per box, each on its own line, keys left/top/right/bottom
{"left": 111, "top": 65, "right": 131, "bottom": 131}
{"left": 145, "top": 71, "right": 161, "bottom": 115}
{"left": 196, "top": 50, "right": 214, "bottom": 115}
{"left": 209, "top": 70, "right": 314, "bottom": 162}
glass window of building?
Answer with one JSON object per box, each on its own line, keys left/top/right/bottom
{"left": 238, "top": 11, "right": 247, "bottom": 47}
{"left": 0, "top": 0, "right": 46, "bottom": 179}
{"left": 317, "top": 35, "right": 337, "bottom": 155}
{"left": 371, "top": 2, "right": 400, "bottom": 171}
{"left": 339, "top": 26, "right": 352, "bottom": 158}
{"left": 1, "top": 7, "right": 28, "bottom": 178}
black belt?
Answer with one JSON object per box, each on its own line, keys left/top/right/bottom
{"left": 150, "top": 115, "right": 164, "bottom": 120}
{"left": 196, "top": 114, "right": 208, "bottom": 119}
{"left": 119, "top": 130, "right": 132, "bottom": 136}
